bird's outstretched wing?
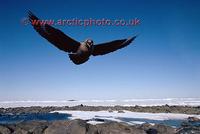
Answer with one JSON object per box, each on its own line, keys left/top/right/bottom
{"left": 28, "top": 11, "right": 80, "bottom": 53}
{"left": 92, "top": 36, "right": 137, "bottom": 56}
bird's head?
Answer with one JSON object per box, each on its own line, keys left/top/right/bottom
{"left": 85, "top": 39, "right": 94, "bottom": 47}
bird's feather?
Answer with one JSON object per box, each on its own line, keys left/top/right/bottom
{"left": 28, "top": 11, "right": 80, "bottom": 53}
{"left": 92, "top": 36, "right": 137, "bottom": 56}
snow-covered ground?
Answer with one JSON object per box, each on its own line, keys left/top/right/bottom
{"left": 52, "top": 110, "right": 200, "bottom": 126}
{"left": 0, "top": 98, "right": 200, "bottom": 108}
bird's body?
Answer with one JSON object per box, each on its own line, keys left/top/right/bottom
{"left": 69, "top": 40, "right": 93, "bottom": 64}
{"left": 78, "top": 42, "right": 92, "bottom": 54}
{"left": 28, "top": 11, "right": 137, "bottom": 65}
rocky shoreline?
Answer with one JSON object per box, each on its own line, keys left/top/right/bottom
{"left": 0, "top": 105, "right": 200, "bottom": 134}
{"left": 0, "top": 105, "right": 200, "bottom": 115}
{"left": 0, "top": 118, "right": 200, "bottom": 134}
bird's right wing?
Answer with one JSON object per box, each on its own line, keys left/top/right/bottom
{"left": 92, "top": 36, "right": 136, "bottom": 56}
{"left": 28, "top": 11, "right": 80, "bottom": 53}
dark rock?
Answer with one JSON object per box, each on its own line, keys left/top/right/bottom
{"left": 176, "top": 126, "right": 200, "bottom": 134}
{"left": 177, "top": 117, "right": 200, "bottom": 134}
{"left": 108, "top": 108, "right": 113, "bottom": 113}
{"left": 0, "top": 125, "right": 11, "bottom": 134}
{"left": 139, "top": 123, "right": 153, "bottom": 131}
{"left": 12, "top": 127, "right": 28, "bottom": 134}
{"left": 44, "top": 119, "right": 87, "bottom": 134}
{"left": 2, "top": 119, "right": 199, "bottom": 134}
{"left": 188, "top": 116, "right": 200, "bottom": 122}
{"left": 165, "top": 104, "right": 169, "bottom": 107}
{"left": 146, "top": 128, "right": 158, "bottom": 134}
{"left": 140, "top": 123, "right": 176, "bottom": 134}
{"left": 16, "top": 121, "right": 48, "bottom": 134}
{"left": 181, "top": 121, "right": 191, "bottom": 127}
{"left": 118, "top": 110, "right": 125, "bottom": 113}
{"left": 152, "top": 124, "right": 176, "bottom": 134}
{"left": 86, "top": 125, "right": 98, "bottom": 134}
{"left": 1, "top": 105, "right": 200, "bottom": 115}
{"left": 95, "top": 122, "right": 146, "bottom": 134}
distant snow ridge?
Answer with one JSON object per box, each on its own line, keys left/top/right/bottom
{"left": 0, "top": 98, "right": 200, "bottom": 108}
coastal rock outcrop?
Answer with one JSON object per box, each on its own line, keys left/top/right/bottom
{"left": 44, "top": 119, "right": 87, "bottom": 134}
{"left": 0, "top": 125, "right": 11, "bottom": 134}
{"left": 0, "top": 117, "right": 199, "bottom": 134}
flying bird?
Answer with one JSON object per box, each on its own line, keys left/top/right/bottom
{"left": 28, "top": 11, "right": 137, "bottom": 65}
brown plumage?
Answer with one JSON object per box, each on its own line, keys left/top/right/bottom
{"left": 28, "top": 11, "right": 137, "bottom": 65}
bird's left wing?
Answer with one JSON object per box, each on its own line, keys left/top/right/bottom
{"left": 28, "top": 11, "right": 80, "bottom": 53}
{"left": 92, "top": 36, "right": 137, "bottom": 56}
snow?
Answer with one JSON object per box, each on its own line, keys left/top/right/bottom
{"left": 0, "top": 98, "right": 200, "bottom": 108}
{"left": 52, "top": 110, "right": 200, "bottom": 125}
{"left": 86, "top": 120, "right": 105, "bottom": 125}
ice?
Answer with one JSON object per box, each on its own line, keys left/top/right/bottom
{"left": 86, "top": 120, "right": 105, "bottom": 125}
{"left": 128, "top": 121, "right": 146, "bottom": 125}
{"left": 52, "top": 110, "right": 200, "bottom": 125}
{"left": 0, "top": 98, "right": 200, "bottom": 108}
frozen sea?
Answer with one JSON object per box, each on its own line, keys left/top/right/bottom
{"left": 0, "top": 98, "right": 200, "bottom": 108}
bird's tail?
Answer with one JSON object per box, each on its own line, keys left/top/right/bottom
{"left": 68, "top": 54, "right": 89, "bottom": 65}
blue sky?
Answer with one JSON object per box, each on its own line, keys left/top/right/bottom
{"left": 0, "top": 0, "right": 200, "bottom": 101}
